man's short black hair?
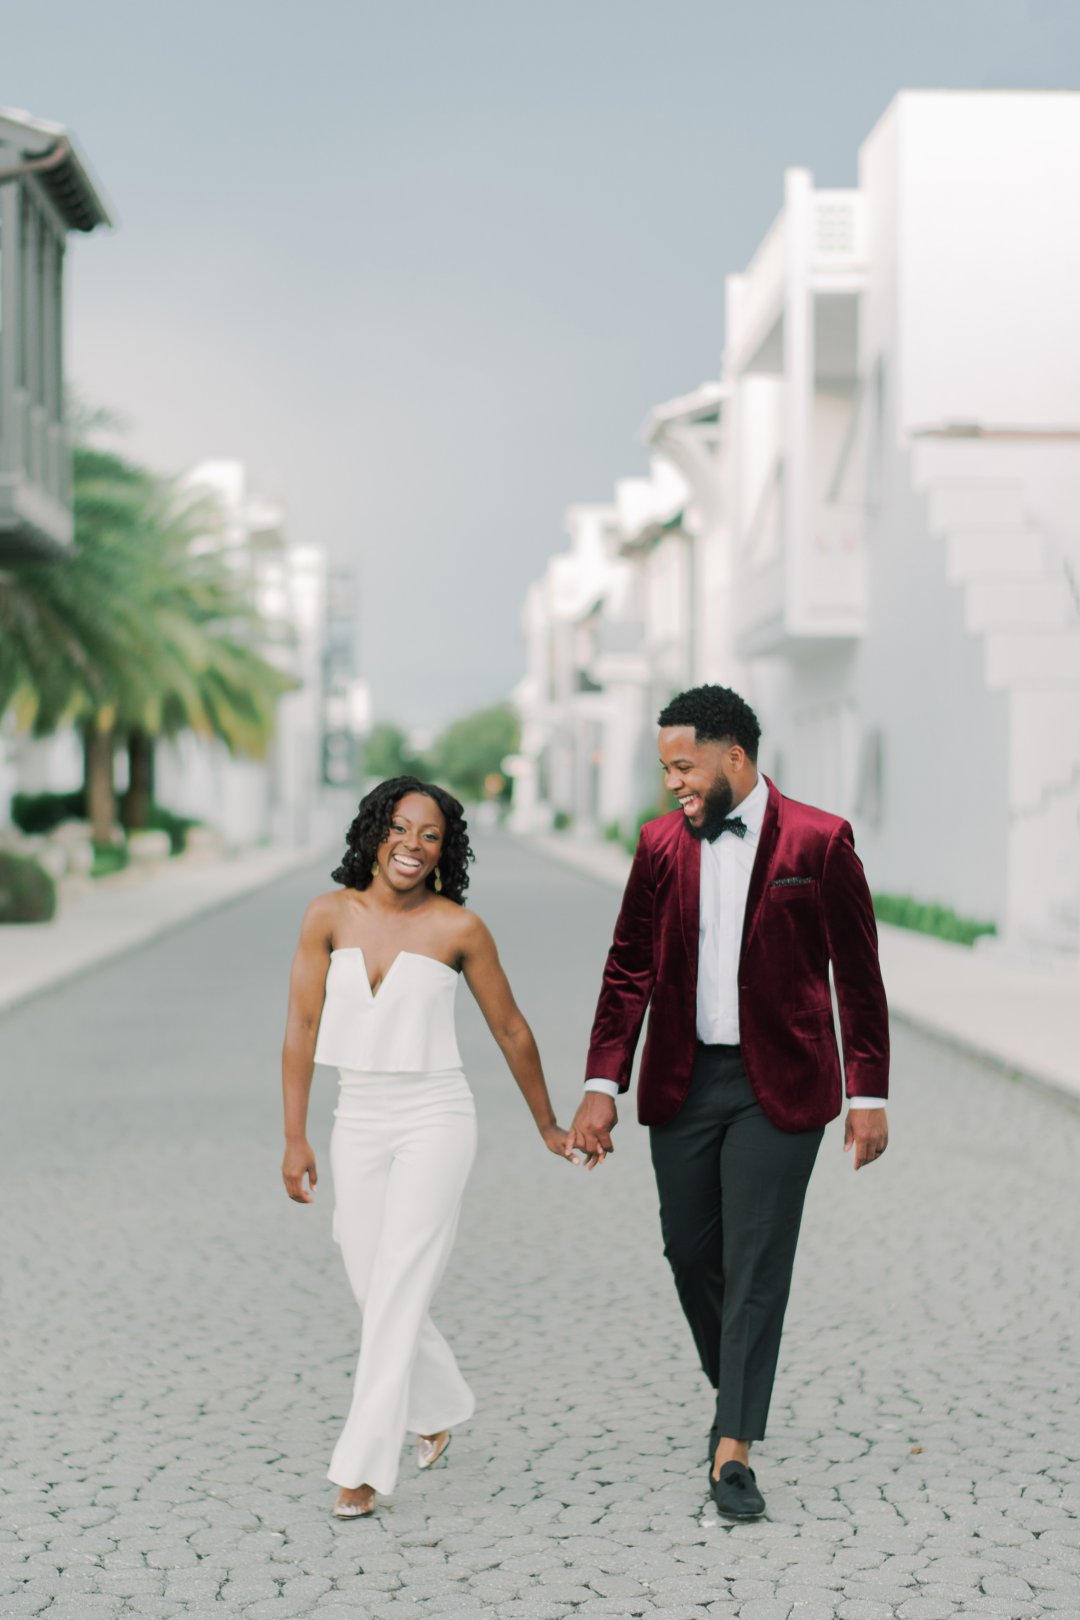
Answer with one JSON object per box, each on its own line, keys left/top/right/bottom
{"left": 657, "top": 684, "right": 761, "bottom": 762}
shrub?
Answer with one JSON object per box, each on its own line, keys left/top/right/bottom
{"left": 873, "top": 893, "right": 997, "bottom": 948}
{"left": 143, "top": 804, "right": 200, "bottom": 855}
{"left": 10, "top": 790, "right": 86, "bottom": 835}
{"left": 0, "top": 851, "right": 58, "bottom": 923}
{"left": 552, "top": 809, "right": 573, "bottom": 831}
{"left": 11, "top": 790, "right": 198, "bottom": 855}
{"left": 91, "top": 844, "right": 130, "bottom": 879}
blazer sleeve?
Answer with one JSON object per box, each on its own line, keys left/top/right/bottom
{"left": 584, "top": 829, "right": 657, "bottom": 1092}
{"left": 821, "top": 821, "right": 890, "bottom": 1100}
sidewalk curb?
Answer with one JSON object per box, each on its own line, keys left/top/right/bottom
{"left": 518, "top": 831, "right": 1080, "bottom": 1113}
{"left": 0, "top": 842, "right": 334, "bottom": 1018}
{"left": 884, "top": 1006, "right": 1080, "bottom": 1115}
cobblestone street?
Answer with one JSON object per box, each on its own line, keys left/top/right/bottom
{"left": 2, "top": 832, "right": 1078, "bottom": 1619}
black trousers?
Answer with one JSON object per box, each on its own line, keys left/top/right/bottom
{"left": 649, "top": 1043, "right": 823, "bottom": 1442}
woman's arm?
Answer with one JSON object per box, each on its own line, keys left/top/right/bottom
{"left": 459, "top": 913, "right": 574, "bottom": 1161}
{"left": 281, "top": 896, "right": 335, "bottom": 1203}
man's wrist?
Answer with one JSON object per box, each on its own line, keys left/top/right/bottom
{"left": 584, "top": 1078, "right": 619, "bottom": 1098}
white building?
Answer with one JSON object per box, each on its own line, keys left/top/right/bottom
{"left": 509, "top": 503, "right": 652, "bottom": 835}
{"left": 511, "top": 403, "right": 734, "bottom": 840}
{"left": 516, "top": 90, "right": 1080, "bottom": 952}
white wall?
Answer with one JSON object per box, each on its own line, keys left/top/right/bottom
{"left": 851, "top": 455, "right": 1011, "bottom": 924}
{"left": 880, "top": 92, "right": 1080, "bottom": 433}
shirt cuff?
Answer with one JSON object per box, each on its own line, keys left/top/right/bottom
{"left": 584, "top": 1078, "right": 620, "bottom": 1098}
{"left": 847, "top": 1096, "right": 887, "bottom": 1109}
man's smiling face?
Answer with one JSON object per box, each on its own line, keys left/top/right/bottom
{"left": 658, "top": 724, "right": 741, "bottom": 841}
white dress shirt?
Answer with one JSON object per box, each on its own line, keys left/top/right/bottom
{"left": 586, "top": 772, "right": 884, "bottom": 1108}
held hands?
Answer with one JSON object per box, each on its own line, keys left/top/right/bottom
{"left": 844, "top": 1108, "right": 889, "bottom": 1171}
{"left": 540, "top": 1123, "right": 581, "bottom": 1163}
{"left": 565, "top": 1092, "right": 618, "bottom": 1171}
{"left": 282, "top": 1139, "right": 318, "bottom": 1203}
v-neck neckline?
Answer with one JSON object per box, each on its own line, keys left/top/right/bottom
{"left": 331, "top": 946, "right": 456, "bottom": 1001}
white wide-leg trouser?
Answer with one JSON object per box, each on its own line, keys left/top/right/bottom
{"left": 327, "top": 1067, "right": 477, "bottom": 1494}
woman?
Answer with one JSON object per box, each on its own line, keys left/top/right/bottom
{"left": 281, "top": 776, "right": 574, "bottom": 1519}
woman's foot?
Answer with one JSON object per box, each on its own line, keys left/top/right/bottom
{"left": 417, "top": 1430, "right": 452, "bottom": 1470}
{"left": 333, "top": 1484, "right": 376, "bottom": 1518}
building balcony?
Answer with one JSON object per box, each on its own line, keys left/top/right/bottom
{"left": 725, "top": 172, "right": 866, "bottom": 380}
{"left": 726, "top": 167, "right": 869, "bottom": 658}
{"left": 734, "top": 475, "right": 866, "bottom": 658}
{"left": 0, "top": 106, "right": 111, "bottom": 560}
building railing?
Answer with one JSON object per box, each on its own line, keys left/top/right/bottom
{"left": 812, "top": 191, "right": 866, "bottom": 269}
{"left": 729, "top": 187, "right": 866, "bottom": 375}
{"left": 735, "top": 210, "right": 786, "bottom": 363}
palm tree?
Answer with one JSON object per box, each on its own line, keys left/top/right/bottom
{"left": 1, "top": 444, "right": 296, "bottom": 844}
{"left": 1, "top": 448, "right": 154, "bottom": 838}
{"left": 108, "top": 473, "right": 295, "bottom": 832}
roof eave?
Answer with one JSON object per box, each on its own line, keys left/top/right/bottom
{"left": 0, "top": 106, "right": 114, "bottom": 231}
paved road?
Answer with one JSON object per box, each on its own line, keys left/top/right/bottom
{"left": 2, "top": 832, "right": 1078, "bottom": 1620}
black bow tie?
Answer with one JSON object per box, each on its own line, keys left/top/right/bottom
{"left": 714, "top": 816, "right": 747, "bottom": 840}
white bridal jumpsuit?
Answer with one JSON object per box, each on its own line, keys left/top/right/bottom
{"left": 314, "top": 947, "right": 477, "bottom": 1494}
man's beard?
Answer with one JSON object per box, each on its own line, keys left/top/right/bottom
{"left": 684, "top": 775, "right": 735, "bottom": 841}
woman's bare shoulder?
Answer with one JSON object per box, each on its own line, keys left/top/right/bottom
{"left": 443, "top": 902, "right": 494, "bottom": 956}
{"left": 301, "top": 888, "right": 356, "bottom": 937}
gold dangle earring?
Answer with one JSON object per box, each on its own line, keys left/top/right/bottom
{"left": 371, "top": 859, "right": 379, "bottom": 876}
{"left": 434, "top": 867, "right": 443, "bottom": 893}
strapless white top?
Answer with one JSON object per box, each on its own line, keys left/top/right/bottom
{"left": 313, "top": 948, "right": 463, "bottom": 1072}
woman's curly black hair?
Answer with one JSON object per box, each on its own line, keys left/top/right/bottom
{"left": 331, "top": 776, "right": 475, "bottom": 905}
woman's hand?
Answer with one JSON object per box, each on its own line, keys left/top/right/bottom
{"left": 540, "top": 1123, "right": 580, "bottom": 1163}
{"left": 282, "top": 1139, "right": 318, "bottom": 1203}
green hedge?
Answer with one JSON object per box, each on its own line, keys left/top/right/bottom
{"left": 11, "top": 790, "right": 199, "bottom": 855}
{"left": 142, "top": 804, "right": 200, "bottom": 855}
{"left": 10, "top": 790, "right": 85, "bottom": 835}
{"left": 873, "top": 892, "right": 997, "bottom": 947}
{"left": 0, "top": 851, "right": 58, "bottom": 923}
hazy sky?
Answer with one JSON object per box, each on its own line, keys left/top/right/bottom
{"left": 5, "top": 0, "right": 1078, "bottom": 726}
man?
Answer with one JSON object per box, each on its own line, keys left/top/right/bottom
{"left": 567, "top": 684, "right": 889, "bottom": 1521}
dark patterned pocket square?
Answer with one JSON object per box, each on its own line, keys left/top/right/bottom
{"left": 770, "top": 875, "right": 814, "bottom": 887}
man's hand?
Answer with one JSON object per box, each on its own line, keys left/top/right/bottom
{"left": 566, "top": 1092, "right": 618, "bottom": 1170}
{"left": 844, "top": 1107, "right": 888, "bottom": 1171}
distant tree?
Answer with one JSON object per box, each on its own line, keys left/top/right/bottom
{"left": 362, "top": 722, "right": 424, "bottom": 783}
{"left": 425, "top": 703, "right": 520, "bottom": 802}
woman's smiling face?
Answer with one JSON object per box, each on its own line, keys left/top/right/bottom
{"left": 374, "top": 792, "right": 446, "bottom": 891}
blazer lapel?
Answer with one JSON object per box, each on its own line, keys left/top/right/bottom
{"left": 740, "top": 776, "right": 781, "bottom": 958}
{"left": 676, "top": 820, "right": 701, "bottom": 976}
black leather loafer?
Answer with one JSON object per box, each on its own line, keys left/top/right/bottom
{"left": 709, "top": 1460, "right": 765, "bottom": 1520}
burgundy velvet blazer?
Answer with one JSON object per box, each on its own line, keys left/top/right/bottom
{"left": 585, "top": 778, "right": 890, "bottom": 1131}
